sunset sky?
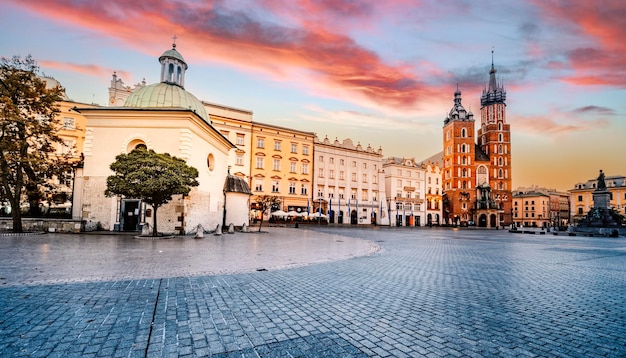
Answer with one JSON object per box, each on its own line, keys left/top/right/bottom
{"left": 1, "top": 0, "right": 624, "bottom": 191}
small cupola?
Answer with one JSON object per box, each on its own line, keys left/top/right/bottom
{"left": 159, "top": 37, "right": 188, "bottom": 88}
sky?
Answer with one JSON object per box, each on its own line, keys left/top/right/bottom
{"left": 1, "top": 0, "right": 625, "bottom": 191}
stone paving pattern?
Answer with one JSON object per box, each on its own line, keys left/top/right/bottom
{"left": 0, "top": 227, "right": 625, "bottom": 357}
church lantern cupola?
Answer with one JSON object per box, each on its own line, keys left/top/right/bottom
{"left": 159, "top": 38, "right": 188, "bottom": 88}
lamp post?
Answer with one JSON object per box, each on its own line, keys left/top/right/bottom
{"left": 318, "top": 197, "right": 322, "bottom": 225}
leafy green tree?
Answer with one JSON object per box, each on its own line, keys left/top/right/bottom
{"left": 105, "top": 148, "right": 199, "bottom": 236}
{"left": 255, "top": 194, "right": 281, "bottom": 232}
{"left": 0, "top": 55, "right": 66, "bottom": 232}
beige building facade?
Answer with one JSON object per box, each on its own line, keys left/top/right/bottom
{"left": 383, "top": 157, "right": 426, "bottom": 226}
{"left": 313, "top": 137, "right": 387, "bottom": 225}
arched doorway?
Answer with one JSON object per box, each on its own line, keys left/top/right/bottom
{"left": 329, "top": 210, "right": 335, "bottom": 224}
{"left": 338, "top": 210, "right": 344, "bottom": 224}
{"left": 350, "top": 210, "right": 358, "bottom": 225}
{"left": 427, "top": 213, "right": 432, "bottom": 226}
{"left": 490, "top": 214, "right": 497, "bottom": 228}
{"left": 435, "top": 214, "right": 440, "bottom": 225}
{"left": 478, "top": 214, "right": 487, "bottom": 227}
{"left": 371, "top": 211, "right": 377, "bottom": 225}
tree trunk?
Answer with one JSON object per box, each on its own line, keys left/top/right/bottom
{"left": 152, "top": 205, "right": 159, "bottom": 236}
{"left": 11, "top": 205, "right": 23, "bottom": 233}
{"left": 258, "top": 214, "right": 264, "bottom": 232}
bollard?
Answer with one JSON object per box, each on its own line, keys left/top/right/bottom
{"left": 215, "top": 224, "right": 222, "bottom": 236}
{"left": 194, "top": 224, "right": 204, "bottom": 239}
{"left": 228, "top": 223, "right": 235, "bottom": 234}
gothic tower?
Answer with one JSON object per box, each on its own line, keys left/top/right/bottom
{"left": 442, "top": 54, "right": 512, "bottom": 227}
{"left": 477, "top": 53, "right": 512, "bottom": 226}
{"left": 442, "top": 86, "right": 477, "bottom": 225}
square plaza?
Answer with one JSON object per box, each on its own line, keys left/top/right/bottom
{"left": 0, "top": 227, "right": 624, "bottom": 357}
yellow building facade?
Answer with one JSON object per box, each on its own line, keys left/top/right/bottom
{"left": 250, "top": 122, "right": 315, "bottom": 220}
{"left": 568, "top": 174, "right": 626, "bottom": 223}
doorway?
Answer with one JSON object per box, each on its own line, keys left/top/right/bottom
{"left": 121, "top": 200, "right": 141, "bottom": 231}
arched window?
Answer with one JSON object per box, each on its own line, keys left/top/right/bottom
{"left": 498, "top": 144, "right": 503, "bottom": 154}
{"left": 498, "top": 157, "right": 503, "bottom": 166}
{"left": 462, "top": 181, "right": 467, "bottom": 189}
{"left": 462, "top": 156, "right": 466, "bottom": 165}
{"left": 498, "top": 122, "right": 502, "bottom": 131}
{"left": 177, "top": 66, "right": 182, "bottom": 83}
{"left": 461, "top": 144, "right": 466, "bottom": 153}
{"left": 498, "top": 133, "right": 503, "bottom": 142}
{"left": 461, "top": 128, "right": 467, "bottom": 137}
{"left": 498, "top": 169, "right": 503, "bottom": 178}
{"left": 462, "top": 168, "right": 467, "bottom": 177}
{"left": 168, "top": 63, "right": 174, "bottom": 82}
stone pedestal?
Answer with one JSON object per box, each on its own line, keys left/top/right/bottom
{"left": 592, "top": 190, "right": 611, "bottom": 209}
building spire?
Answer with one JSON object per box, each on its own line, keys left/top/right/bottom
{"left": 480, "top": 50, "right": 506, "bottom": 108}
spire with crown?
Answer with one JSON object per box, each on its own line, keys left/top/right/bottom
{"left": 444, "top": 84, "right": 474, "bottom": 124}
{"left": 481, "top": 50, "right": 506, "bottom": 107}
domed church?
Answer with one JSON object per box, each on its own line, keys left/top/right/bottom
{"left": 74, "top": 42, "right": 248, "bottom": 233}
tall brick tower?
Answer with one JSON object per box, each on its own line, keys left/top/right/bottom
{"left": 442, "top": 86, "right": 477, "bottom": 225}
{"left": 442, "top": 54, "right": 512, "bottom": 227}
{"left": 478, "top": 52, "right": 512, "bottom": 227}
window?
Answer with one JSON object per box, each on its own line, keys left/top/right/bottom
{"left": 461, "top": 128, "right": 467, "bottom": 137}
{"left": 330, "top": 157, "right": 334, "bottom": 164}
{"left": 273, "top": 159, "right": 280, "bottom": 171}
{"left": 339, "top": 171, "right": 345, "bottom": 180}
{"left": 318, "top": 168, "right": 324, "bottom": 178}
{"left": 302, "top": 146, "right": 309, "bottom": 155}
{"left": 361, "top": 189, "right": 368, "bottom": 201}
{"left": 255, "top": 180, "right": 263, "bottom": 191}
{"left": 363, "top": 163, "right": 367, "bottom": 169}
{"left": 352, "top": 161, "right": 357, "bottom": 168}
{"left": 291, "top": 143, "right": 297, "bottom": 153}
{"left": 290, "top": 162, "right": 296, "bottom": 173}
{"left": 319, "top": 156, "right": 324, "bottom": 162}
{"left": 62, "top": 117, "right": 75, "bottom": 130}
{"left": 302, "top": 163, "right": 309, "bottom": 174}
{"left": 257, "top": 138, "right": 265, "bottom": 148}
{"left": 207, "top": 153, "right": 215, "bottom": 171}
{"left": 340, "top": 159, "right": 345, "bottom": 166}
{"left": 301, "top": 184, "right": 307, "bottom": 195}
{"left": 373, "top": 175, "right": 377, "bottom": 184}
{"left": 236, "top": 134, "right": 245, "bottom": 146}
{"left": 289, "top": 182, "right": 296, "bottom": 194}
{"left": 578, "top": 207, "right": 583, "bottom": 215}
{"left": 329, "top": 169, "right": 335, "bottom": 179}
{"left": 578, "top": 195, "right": 583, "bottom": 201}
{"left": 274, "top": 141, "right": 281, "bottom": 151}
{"left": 362, "top": 174, "right": 368, "bottom": 183}
{"left": 351, "top": 173, "right": 357, "bottom": 182}
{"left": 272, "top": 181, "right": 280, "bottom": 193}
{"left": 499, "top": 133, "right": 503, "bottom": 142}
{"left": 397, "top": 179, "right": 402, "bottom": 187}
{"left": 236, "top": 154, "right": 243, "bottom": 165}
{"left": 351, "top": 190, "right": 357, "bottom": 200}
{"left": 256, "top": 157, "right": 264, "bottom": 169}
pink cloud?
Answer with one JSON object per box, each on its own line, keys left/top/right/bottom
{"left": 39, "top": 60, "right": 132, "bottom": 81}
{"left": 510, "top": 112, "right": 610, "bottom": 136}
{"left": 10, "top": 0, "right": 442, "bottom": 110}
{"left": 532, "top": 0, "right": 626, "bottom": 87}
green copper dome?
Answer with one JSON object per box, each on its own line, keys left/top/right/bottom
{"left": 123, "top": 82, "right": 209, "bottom": 123}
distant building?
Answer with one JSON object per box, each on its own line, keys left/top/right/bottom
{"left": 383, "top": 157, "right": 426, "bottom": 226}
{"left": 422, "top": 154, "right": 443, "bottom": 226}
{"left": 442, "top": 56, "right": 512, "bottom": 227}
{"left": 568, "top": 174, "right": 626, "bottom": 224}
{"left": 513, "top": 186, "right": 570, "bottom": 228}
{"left": 314, "top": 137, "right": 387, "bottom": 225}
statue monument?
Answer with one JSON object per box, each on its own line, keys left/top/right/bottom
{"left": 575, "top": 169, "right": 624, "bottom": 236}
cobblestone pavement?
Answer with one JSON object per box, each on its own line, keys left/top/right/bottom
{"left": 0, "top": 227, "right": 625, "bottom": 357}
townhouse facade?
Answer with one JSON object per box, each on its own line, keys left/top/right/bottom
{"left": 249, "top": 122, "right": 315, "bottom": 220}
{"left": 313, "top": 137, "right": 388, "bottom": 225}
